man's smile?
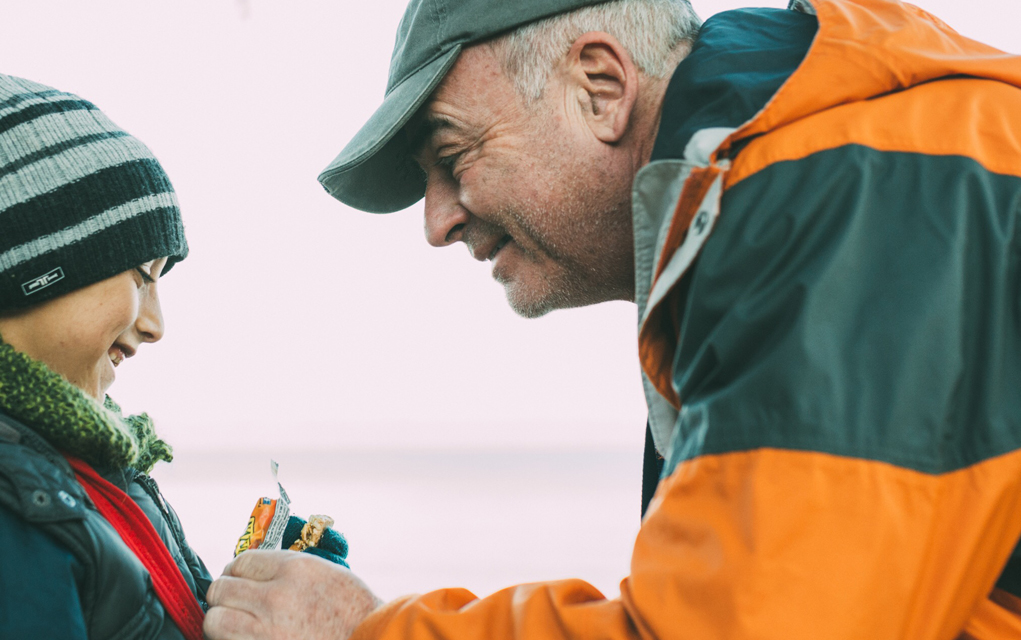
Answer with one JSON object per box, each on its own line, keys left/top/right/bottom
{"left": 468, "top": 229, "right": 513, "bottom": 262}
{"left": 488, "top": 235, "right": 511, "bottom": 261}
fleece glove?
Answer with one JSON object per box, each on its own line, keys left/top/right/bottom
{"left": 282, "top": 516, "right": 350, "bottom": 568}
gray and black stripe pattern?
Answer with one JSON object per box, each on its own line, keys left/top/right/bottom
{"left": 0, "top": 74, "right": 187, "bottom": 312}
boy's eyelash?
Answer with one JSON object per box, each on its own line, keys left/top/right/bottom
{"left": 135, "top": 267, "right": 155, "bottom": 284}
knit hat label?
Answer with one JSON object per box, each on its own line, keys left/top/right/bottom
{"left": 21, "top": 267, "right": 64, "bottom": 296}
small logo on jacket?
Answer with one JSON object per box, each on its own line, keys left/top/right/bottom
{"left": 693, "top": 210, "right": 710, "bottom": 235}
{"left": 22, "top": 267, "right": 65, "bottom": 295}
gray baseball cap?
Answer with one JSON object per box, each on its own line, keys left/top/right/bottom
{"left": 317, "top": 0, "right": 612, "bottom": 213}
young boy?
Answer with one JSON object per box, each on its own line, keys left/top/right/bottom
{"left": 0, "top": 73, "right": 207, "bottom": 640}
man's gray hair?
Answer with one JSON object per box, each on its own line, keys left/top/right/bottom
{"left": 489, "top": 0, "right": 702, "bottom": 101}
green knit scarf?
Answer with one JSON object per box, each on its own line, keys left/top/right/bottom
{"left": 0, "top": 338, "right": 172, "bottom": 473}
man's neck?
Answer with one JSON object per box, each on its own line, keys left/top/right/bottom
{"left": 633, "top": 46, "right": 692, "bottom": 169}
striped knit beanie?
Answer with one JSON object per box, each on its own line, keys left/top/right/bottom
{"left": 0, "top": 74, "right": 188, "bottom": 312}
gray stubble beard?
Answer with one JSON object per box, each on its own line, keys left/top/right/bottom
{"left": 499, "top": 96, "right": 637, "bottom": 318}
{"left": 499, "top": 188, "right": 635, "bottom": 319}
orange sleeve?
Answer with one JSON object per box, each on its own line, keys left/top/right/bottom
{"left": 351, "top": 448, "right": 1021, "bottom": 640}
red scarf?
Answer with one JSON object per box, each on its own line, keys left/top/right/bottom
{"left": 65, "top": 455, "right": 205, "bottom": 640}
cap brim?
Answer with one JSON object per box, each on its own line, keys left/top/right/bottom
{"left": 317, "top": 46, "right": 462, "bottom": 214}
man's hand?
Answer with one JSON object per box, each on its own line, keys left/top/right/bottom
{"left": 203, "top": 550, "right": 384, "bottom": 640}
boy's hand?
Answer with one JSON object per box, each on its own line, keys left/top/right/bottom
{"left": 204, "top": 550, "right": 383, "bottom": 640}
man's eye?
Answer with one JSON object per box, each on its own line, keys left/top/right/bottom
{"left": 135, "top": 267, "right": 155, "bottom": 285}
{"left": 436, "top": 154, "right": 460, "bottom": 173}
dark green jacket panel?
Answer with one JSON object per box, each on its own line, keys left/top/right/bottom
{"left": 665, "top": 146, "right": 1021, "bottom": 476}
{"left": 0, "top": 504, "right": 88, "bottom": 640}
{"left": 1000, "top": 546, "right": 1021, "bottom": 597}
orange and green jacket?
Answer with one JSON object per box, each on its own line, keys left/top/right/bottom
{"left": 353, "top": 0, "right": 1021, "bottom": 638}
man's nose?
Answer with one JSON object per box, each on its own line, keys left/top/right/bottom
{"left": 136, "top": 288, "right": 165, "bottom": 343}
{"left": 423, "top": 173, "right": 469, "bottom": 247}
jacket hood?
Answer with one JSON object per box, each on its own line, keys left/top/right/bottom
{"left": 719, "top": 0, "right": 1021, "bottom": 158}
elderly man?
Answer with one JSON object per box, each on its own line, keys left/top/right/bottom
{"left": 204, "top": 0, "right": 1021, "bottom": 638}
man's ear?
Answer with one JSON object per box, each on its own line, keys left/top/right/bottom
{"left": 563, "top": 32, "right": 639, "bottom": 144}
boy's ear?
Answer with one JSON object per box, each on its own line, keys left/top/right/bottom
{"left": 562, "top": 32, "right": 639, "bottom": 143}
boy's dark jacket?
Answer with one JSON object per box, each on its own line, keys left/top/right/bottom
{"left": 0, "top": 408, "right": 211, "bottom": 639}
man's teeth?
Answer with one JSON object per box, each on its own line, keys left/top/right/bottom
{"left": 109, "top": 350, "right": 124, "bottom": 366}
{"left": 490, "top": 237, "right": 510, "bottom": 260}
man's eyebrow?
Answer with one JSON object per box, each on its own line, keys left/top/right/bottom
{"left": 407, "top": 114, "right": 462, "bottom": 157}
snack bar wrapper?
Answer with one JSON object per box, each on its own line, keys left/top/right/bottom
{"left": 234, "top": 460, "right": 291, "bottom": 556}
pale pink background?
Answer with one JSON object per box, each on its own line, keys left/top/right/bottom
{"left": 2, "top": 0, "right": 1018, "bottom": 598}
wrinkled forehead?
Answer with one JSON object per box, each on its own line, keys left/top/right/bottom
{"left": 405, "top": 44, "right": 514, "bottom": 155}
